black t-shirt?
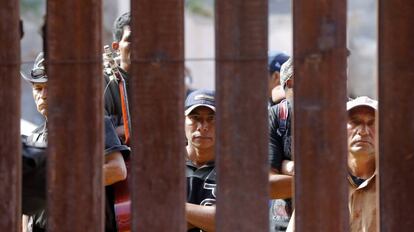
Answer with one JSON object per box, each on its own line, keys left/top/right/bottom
{"left": 268, "top": 101, "right": 292, "bottom": 171}
{"left": 103, "top": 68, "right": 129, "bottom": 127}
{"left": 22, "top": 117, "right": 130, "bottom": 231}
{"left": 268, "top": 101, "right": 293, "bottom": 232}
{"left": 186, "top": 160, "right": 216, "bottom": 232}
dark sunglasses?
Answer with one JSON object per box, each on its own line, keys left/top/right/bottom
{"left": 31, "top": 68, "right": 47, "bottom": 79}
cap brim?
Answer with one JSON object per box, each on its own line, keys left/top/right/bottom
{"left": 347, "top": 102, "right": 377, "bottom": 111}
{"left": 185, "top": 104, "right": 215, "bottom": 116}
{"left": 20, "top": 71, "right": 47, "bottom": 83}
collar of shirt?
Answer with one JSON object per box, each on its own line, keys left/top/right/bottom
{"left": 348, "top": 172, "right": 376, "bottom": 189}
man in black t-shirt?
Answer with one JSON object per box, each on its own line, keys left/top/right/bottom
{"left": 184, "top": 89, "right": 217, "bottom": 232}
{"left": 104, "top": 12, "right": 131, "bottom": 137}
{"left": 268, "top": 58, "right": 295, "bottom": 232}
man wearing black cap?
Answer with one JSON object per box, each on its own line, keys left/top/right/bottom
{"left": 268, "top": 51, "right": 290, "bottom": 107}
{"left": 21, "top": 52, "right": 130, "bottom": 232}
{"left": 184, "top": 89, "right": 292, "bottom": 231}
{"left": 184, "top": 89, "right": 217, "bottom": 232}
{"left": 268, "top": 58, "right": 294, "bottom": 232}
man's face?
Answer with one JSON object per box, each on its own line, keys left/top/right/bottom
{"left": 112, "top": 25, "right": 131, "bottom": 72}
{"left": 185, "top": 106, "right": 215, "bottom": 149}
{"left": 32, "top": 83, "right": 48, "bottom": 118}
{"left": 347, "top": 106, "right": 376, "bottom": 157}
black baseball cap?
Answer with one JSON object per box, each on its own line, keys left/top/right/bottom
{"left": 185, "top": 89, "right": 215, "bottom": 116}
{"left": 268, "top": 51, "right": 290, "bottom": 74}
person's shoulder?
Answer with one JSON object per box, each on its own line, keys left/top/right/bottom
{"left": 32, "top": 122, "right": 46, "bottom": 134}
{"left": 269, "top": 100, "right": 288, "bottom": 118}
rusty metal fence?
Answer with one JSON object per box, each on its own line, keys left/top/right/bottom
{"left": 1, "top": 0, "right": 414, "bottom": 231}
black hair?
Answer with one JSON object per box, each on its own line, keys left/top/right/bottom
{"left": 112, "top": 12, "right": 131, "bottom": 42}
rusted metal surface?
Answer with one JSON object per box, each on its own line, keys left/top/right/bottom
{"left": 215, "top": 1, "right": 269, "bottom": 231}
{"left": 378, "top": 1, "right": 414, "bottom": 231}
{"left": 130, "top": 1, "right": 185, "bottom": 231}
{"left": 293, "top": 1, "right": 349, "bottom": 231}
{"left": 46, "top": 1, "right": 103, "bottom": 231}
{"left": 0, "top": 0, "right": 21, "bottom": 230}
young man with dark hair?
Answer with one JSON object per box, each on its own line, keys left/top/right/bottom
{"left": 268, "top": 51, "right": 290, "bottom": 107}
{"left": 104, "top": 12, "right": 131, "bottom": 136}
{"left": 268, "top": 58, "right": 294, "bottom": 232}
{"left": 184, "top": 89, "right": 217, "bottom": 232}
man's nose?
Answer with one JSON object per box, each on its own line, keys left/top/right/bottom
{"left": 357, "top": 124, "right": 369, "bottom": 135}
{"left": 198, "top": 120, "right": 209, "bottom": 131}
{"left": 41, "top": 87, "right": 48, "bottom": 98}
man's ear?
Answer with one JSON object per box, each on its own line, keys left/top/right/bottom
{"left": 286, "top": 79, "right": 294, "bottom": 89}
{"left": 274, "top": 72, "right": 281, "bottom": 86}
{"left": 112, "top": 42, "right": 119, "bottom": 50}
{"left": 269, "top": 72, "right": 279, "bottom": 88}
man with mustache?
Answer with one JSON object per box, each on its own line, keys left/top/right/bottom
{"left": 285, "top": 96, "right": 378, "bottom": 232}
{"left": 184, "top": 89, "right": 217, "bottom": 232}
{"left": 184, "top": 89, "right": 293, "bottom": 231}
{"left": 21, "top": 52, "right": 129, "bottom": 232}
{"left": 346, "top": 96, "right": 377, "bottom": 232}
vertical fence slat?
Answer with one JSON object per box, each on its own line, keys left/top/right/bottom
{"left": 47, "top": 1, "right": 103, "bottom": 231}
{"left": 0, "top": 1, "right": 21, "bottom": 230}
{"left": 215, "top": 1, "right": 269, "bottom": 231}
{"left": 130, "top": 1, "right": 185, "bottom": 231}
{"left": 378, "top": 1, "right": 414, "bottom": 231}
{"left": 293, "top": 1, "right": 349, "bottom": 231}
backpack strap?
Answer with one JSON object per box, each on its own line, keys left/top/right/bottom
{"left": 276, "top": 99, "right": 289, "bottom": 137}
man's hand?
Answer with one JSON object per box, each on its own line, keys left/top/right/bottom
{"left": 269, "top": 170, "right": 293, "bottom": 199}
{"left": 103, "top": 151, "right": 127, "bottom": 186}
{"left": 115, "top": 125, "right": 126, "bottom": 142}
{"left": 186, "top": 203, "right": 215, "bottom": 231}
{"left": 282, "top": 160, "right": 294, "bottom": 176}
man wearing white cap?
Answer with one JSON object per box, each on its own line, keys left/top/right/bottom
{"left": 346, "top": 96, "right": 378, "bottom": 232}
{"left": 286, "top": 96, "right": 378, "bottom": 232}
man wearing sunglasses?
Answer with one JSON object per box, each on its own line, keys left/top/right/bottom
{"left": 21, "top": 52, "right": 130, "bottom": 232}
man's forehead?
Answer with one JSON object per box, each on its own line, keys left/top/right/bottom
{"left": 348, "top": 106, "right": 375, "bottom": 118}
{"left": 33, "top": 83, "right": 47, "bottom": 87}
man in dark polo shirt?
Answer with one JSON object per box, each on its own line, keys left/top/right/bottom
{"left": 185, "top": 89, "right": 217, "bottom": 232}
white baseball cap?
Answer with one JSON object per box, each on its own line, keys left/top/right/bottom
{"left": 347, "top": 96, "right": 378, "bottom": 111}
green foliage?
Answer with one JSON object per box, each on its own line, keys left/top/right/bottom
{"left": 186, "top": 0, "right": 214, "bottom": 18}
{"left": 20, "top": 0, "right": 43, "bottom": 15}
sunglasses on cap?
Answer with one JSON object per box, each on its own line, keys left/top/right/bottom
{"left": 31, "top": 56, "right": 47, "bottom": 79}
{"left": 31, "top": 67, "right": 47, "bottom": 80}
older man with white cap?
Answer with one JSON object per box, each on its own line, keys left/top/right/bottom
{"left": 346, "top": 96, "right": 378, "bottom": 232}
{"left": 285, "top": 96, "right": 378, "bottom": 232}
